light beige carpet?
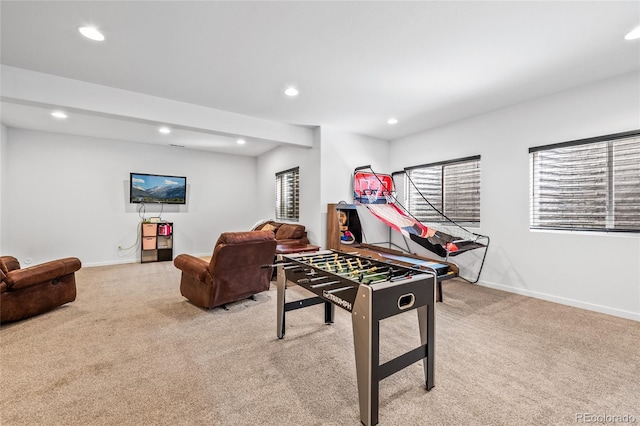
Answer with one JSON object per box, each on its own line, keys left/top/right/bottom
{"left": 1, "top": 261, "right": 638, "bottom": 425}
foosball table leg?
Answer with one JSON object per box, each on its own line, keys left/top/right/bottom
{"left": 417, "top": 303, "right": 435, "bottom": 390}
{"left": 352, "top": 285, "right": 379, "bottom": 426}
{"left": 276, "top": 255, "right": 286, "bottom": 339}
{"left": 324, "top": 301, "right": 335, "bottom": 324}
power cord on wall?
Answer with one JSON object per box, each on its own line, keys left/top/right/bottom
{"left": 138, "top": 203, "right": 146, "bottom": 221}
{"left": 141, "top": 203, "right": 163, "bottom": 223}
{"left": 117, "top": 203, "right": 146, "bottom": 253}
{"left": 117, "top": 221, "right": 142, "bottom": 252}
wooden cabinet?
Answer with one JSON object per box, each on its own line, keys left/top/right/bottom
{"left": 326, "top": 203, "right": 363, "bottom": 251}
{"left": 141, "top": 222, "right": 173, "bottom": 263}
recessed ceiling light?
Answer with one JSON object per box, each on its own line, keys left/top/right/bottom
{"left": 625, "top": 25, "right": 640, "bottom": 40}
{"left": 158, "top": 127, "right": 171, "bottom": 134}
{"left": 78, "top": 26, "right": 105, "bottom": 41}
{"left": 236, "top": 138, "right": 246, "bottom": 145}
{"left": 284, "top": 87, "right": 299, "bottom": 97}
{"left": 51, "top": 111, "right": 67, "bottom": 119}
{"left": 387, "top": 118, "right": 398, "bottom": 125}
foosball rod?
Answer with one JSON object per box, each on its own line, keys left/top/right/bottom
{"left": 321, "top": 262, "right": 376, "bottom": 275}
{"left": 304, "top": 259, "right": 373, "bottom": 275}
{"left": 322, "top": 266, "right": 386, "bottom": 279}
{"left": 301, "top": 252, "right": 371, "bottom": 267}
{"left": 304, "top": 255, "right": 370, "bottom": 268}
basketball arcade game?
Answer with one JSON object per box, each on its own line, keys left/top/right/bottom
{"left": 275, "top": 250, "right": 436, "bottom": 426}
{"left": 352, "top": 165, "right": 489, "bottom": 284}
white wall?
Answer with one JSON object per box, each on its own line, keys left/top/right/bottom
{"left": 390, "top": 72, "right": 640, "bottom": 320}
{"left": 318, "top": 128, "right": 391, "bottom": 247}
{"left": 0, "top": 124, "right": 7, "bottom": 255}
{"left": 318, "top": 128, "right": 390, "bottom": 205}
{"left": 4, "top": 129, "right": 257, "bottom": 266}
{"left": 255, "top": 128, "right": 322, "bottom": 244}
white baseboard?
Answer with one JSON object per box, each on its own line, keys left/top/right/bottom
{"left": 477, "top": 280, "right": 639, "bottom": 322}
{"left": 83, "top": 253, "right": 211, "bottom": 268}
{"left": 83, "top": 259, "right": 139, "bottom": 267}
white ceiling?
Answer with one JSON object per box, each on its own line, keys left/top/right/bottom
{"left": 1, "top": 1, "right": 639, "bottom": 155}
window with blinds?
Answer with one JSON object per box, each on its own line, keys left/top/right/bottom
{"left": 404, "top": 156, "right": 481, "bottom": 226}
{"left": 529, "top": 130, "right": 640, "bottom": 232}
{"left": 275, "top": 167, "right": 300, "bottom": 221}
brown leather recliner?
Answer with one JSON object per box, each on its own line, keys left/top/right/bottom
{"left": 174, "top": 231, "right": 276, "bottom": 309}
{"left": 1, "top": 256, "right": 81, "bottom": 323}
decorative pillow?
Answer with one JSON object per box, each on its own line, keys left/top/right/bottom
{"left": 0, "top": 258, "right": 8, "bottom": 276}
{"left": 275, "top": 224, "right": 305, "bottom": 240}
{"left": 261, "top": 223, "right": 278, "bottom": 233}
{"left": 0, "top": 268, "right": 5, "bottom": 282}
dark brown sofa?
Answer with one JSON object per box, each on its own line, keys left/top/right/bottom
{"left": 1, "top": 256, "right": 81, "bottom": 323}
{"left": 252, "top": 220, "right": 309, "bottom": 246}
{"left": 174, "top": 231, "right": 276, "bottom": 309}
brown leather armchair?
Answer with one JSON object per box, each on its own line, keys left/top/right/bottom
{"left": 1, "top": 256, "right": 81, "bottom": 323}
{"left": 174, "top": 231, "right": 276, "bottom": 309}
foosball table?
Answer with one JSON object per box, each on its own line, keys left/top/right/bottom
{"left": 275, "top": 249, "right": 436, "bottom": 426}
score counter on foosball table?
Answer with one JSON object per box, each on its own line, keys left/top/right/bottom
{"left": 275, "top": 250, "right": 436, "bottom": 426}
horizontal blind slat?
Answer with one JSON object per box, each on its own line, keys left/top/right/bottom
{"left": 531, "top": 133, "right": 640, "bottom": 231}
{"left": 407, "top": 158, "right": 480, "bottom": 225}
{"left": 275, "top": 167, "right": 299, "bottom": 221}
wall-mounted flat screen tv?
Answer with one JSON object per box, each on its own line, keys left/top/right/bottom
{"left": 130, "top": 173, "right": 187, "bottom": 204}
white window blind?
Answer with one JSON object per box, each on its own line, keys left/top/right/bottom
{"left": 275, "top": 167, "right": 299, "bottom": 221}
{"left": 405, "top": 156, "right": 481, "bottom": 226}
{"left": 529, "top": 130, "right": 640, "bottom": 232}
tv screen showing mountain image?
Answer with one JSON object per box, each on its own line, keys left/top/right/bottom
{"left": 130, "top": 173, "right": 187, "bottom": 204}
